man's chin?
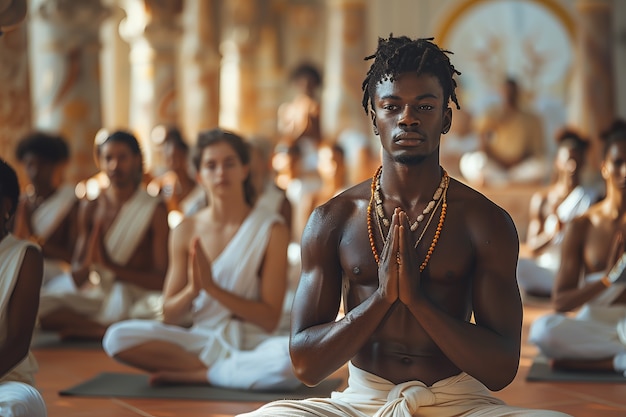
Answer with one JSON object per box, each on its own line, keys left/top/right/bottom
{"left": 393, "top": 154, "right": 426, "bottom": 165}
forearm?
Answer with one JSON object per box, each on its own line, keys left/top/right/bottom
{"left": 205, "top": 285, "right": 282, "bottom": 333}
{"left": 107, "top": 262, "right": 165, "bottom": 291}
{"left": 41, "top": 242, "right": 73, "bottom": 264}
{"left": 163, "top": 285, "right": 197, "bottom": 325}
{"left": 553, "top": 279, "right": 608, "bottom": 312}
{"left": 290, "top": 292, "right": 392, "bottom": 386}
{"left": 410, "top": 299, "right": 519, "bottom": 391}
{"left": 0, "top": 341, "right": 30, "bottom": 378}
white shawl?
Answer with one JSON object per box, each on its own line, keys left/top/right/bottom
{"left": 30, "top": 184, "right": 76, "bottom": 241}
{"left": 0, "top": 235, "right": 39, "bottom": 385}
{"left": 191, "top": 205, "right": 283, "bottom": 365}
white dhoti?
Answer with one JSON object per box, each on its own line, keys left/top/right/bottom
{"left": 103, "top": 205, "right": 299, "bottom": 391}
{"left": 238, "top": 362, "right": 570, "bottom": 417}
{"left": 529, "top": 273, "right": 626, "bottom": 360}
{"left": 0, "top": 381, "right": 47, "bottom": 417}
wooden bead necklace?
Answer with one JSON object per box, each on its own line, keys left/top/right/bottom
{"left": 367, "top": 166, "right": 449, "bottom": 272}
{"left": 374, "top": 168, "right": 448, "bottom": 232}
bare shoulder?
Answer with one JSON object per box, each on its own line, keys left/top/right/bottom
{"left": 303, "top": 180, "right": 370, "bottom": 242}
{"left": 449, "top": 178, "right": 518, "bottom": 242}
{"left": 172, "top": 214, "right": 198, "bottom": 241}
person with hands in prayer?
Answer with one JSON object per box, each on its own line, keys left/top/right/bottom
{"left": 38, "top": 131, "right": 169, "bottom": 341}
{"left": 530, "top": 119, "right": 626, "bottom": 375}
{"left": 102, "top": 129, "right": 300, "bottom": 390}
{"left": 239, "top": 35, "right": 569, "bottom": 417}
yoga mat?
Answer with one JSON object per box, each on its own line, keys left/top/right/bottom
{"left": 526, "top": 357, "right": 626, "bottom": 383}
{"left": 30, "top": 331, "right": 102, "bottom": 350}
{"left": 60, "top": 372, "right": 343, "bottom": 402}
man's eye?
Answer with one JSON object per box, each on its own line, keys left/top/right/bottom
{"left": 419, "top": 105, "right": 434, "bottom": 111}
{"left": 383, "top": 104, "right": 397, "bottom": 111}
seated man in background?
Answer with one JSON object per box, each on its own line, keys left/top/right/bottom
{"left": 0, "top": 159, "right": 47, "bottom": 417}
{"left": 460, "top": 77, "right": 547, "bottom": 187}
{"left": 529, "top": 119, "right": 626, "bottom": 374}
{"left": 517, "top": 128, "right": 598, "bottom": 297}
{"left": 147, "top": 125, "right": 207, "bottom": 228}
{"left": 13, "top": 131, "right": 79, "bottom": 294}
{"left": 103, "top": 129, "right": 300, "bottom": 391}
{"left": 248, "top": 136, "right": 292, "bottom": 228}
{"left": 38, "top": 130, "right": 169, "bottom": 341}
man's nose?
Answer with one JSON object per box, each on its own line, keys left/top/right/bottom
{"left": 399, "top": 105, "right": 419, "bottom": 126}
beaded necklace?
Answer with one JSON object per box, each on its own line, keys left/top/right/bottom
{"left": 367, "top": 166, "right": 449, "bottom": 272}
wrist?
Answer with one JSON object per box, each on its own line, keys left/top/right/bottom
{"left": 30, "top": 234, "right": 45, "bottom": 247}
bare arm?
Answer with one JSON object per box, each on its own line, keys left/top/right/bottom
{"left": 0, "top": 246, "right": 43, "bottom": 376}
{"left": 71, "top": 199, "right": 96, "bottom": 287}
{"left": 399, "top": 201, "right": 522, "bottom": 391}
{"left": 197, "top": 222, "right": 290, "bottom": 333}
{"left": 289, "top": 203, "right": 395, "bottom": 387}
{"left": 525, "top": 191, "right": 556, "bottom": 254}
{"left": 161, "top": 219, "right": 197, "bottom": 325}
{"left": 552, "top": 217, "right": 607, "bottom": 312}
{"left": 103, "top": 202, "right": 170, "bottom": 290}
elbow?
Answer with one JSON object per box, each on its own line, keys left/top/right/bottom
{"left": 289, "top": 339, "right": 324, "bottom": 387}
{"left": 486, "top": 361, "right": 518, "bottom": 392}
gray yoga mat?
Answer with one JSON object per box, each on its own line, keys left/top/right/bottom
{"left": 60, "top": 372, "right": 343, "bottom": 402}
{"left": 526, "top": 357, "right": 626, "bottom": 383}
{"left": 30, "top": 331, "right": 102, "bottom": 350}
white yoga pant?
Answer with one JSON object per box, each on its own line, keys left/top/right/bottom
{"left": 0, "top": 381, "right": 47, "bottom": 417}
{"left": 103, "top": 319, "right": 301, "bottom": 391}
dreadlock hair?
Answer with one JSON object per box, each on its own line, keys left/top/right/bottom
{"left": 361, "top": 35, "right": 461, "bottom": 115}
{"left": 192, "top": 128, "right": 256, "bottom": 206}
{"left": 554, "top": 127, "right": 589, "bottom": 152}
{"left": 600, "top": 119, "right": 626, "bottom": 159}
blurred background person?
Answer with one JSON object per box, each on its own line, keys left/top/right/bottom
{"left": 147, "top": 125, "right": 207, "bottom": 229}
{"left": 517, "top": 128, "right": 598, "bottom": 297}
{"left": 460, "top": 77, "right": 547, "bottom": 187}
{"left": 13, "top": 132, "right": 78, "bottom": 294}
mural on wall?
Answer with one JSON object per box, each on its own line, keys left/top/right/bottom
{"left": 438, "top": 0, "right": 574, "bottom": 158}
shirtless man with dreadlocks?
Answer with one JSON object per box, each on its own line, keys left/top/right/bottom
{"left": 239, "top": 35, "right": 569, "bottom": 417}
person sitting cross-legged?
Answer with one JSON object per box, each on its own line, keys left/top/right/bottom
{"left": 102, "top": 128, "right": 300, "bottom": 390}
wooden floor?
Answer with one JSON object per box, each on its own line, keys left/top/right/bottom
{"left": 31, "top": 296, "right": 626, "bottom": 417}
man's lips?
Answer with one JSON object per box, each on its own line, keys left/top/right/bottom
{"left": 394, "top": 133, "right": 425, "bottom": 145}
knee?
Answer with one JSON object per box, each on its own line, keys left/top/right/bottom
{"left": 102, "top": 321, "right": 133, "bottom": 357}
{"left": 528, "top": 315, "right": 567, "bottom": 357}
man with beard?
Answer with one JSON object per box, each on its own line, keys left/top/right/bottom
{"left": 38, "top": 130, "right": 169, "bottom": 341}
{"left": 239, "top": 35, "right": 568, "bottom": 417}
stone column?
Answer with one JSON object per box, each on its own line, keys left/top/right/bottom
{"left": 219, "top": 0, "right": 260, "bottom": 136}
{"left": 567, "top": 0, "right": 615, "bottom": 169}
{"left": 178, "top": 0, "right": 219, "bottom": 144}
{"left": 322, "top": 0, "right": 369, "bottom": 142}
{"left": 100, "top": 3, "right": 130, "bottom": 130}
{"left": 28, "top": 0, "right": 110, "bottom": 184}
{"left": 0, "top": 23, "right": 30, "bottom": 186}
{"left": 120, "top": 0, "right": 183, "bottom": 174}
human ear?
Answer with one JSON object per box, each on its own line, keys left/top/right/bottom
{"left": 370, "top": 109, "right": 379, "bottom": 136}
{"left": 441, "top": 107, "right": 452, "bottom": 134}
